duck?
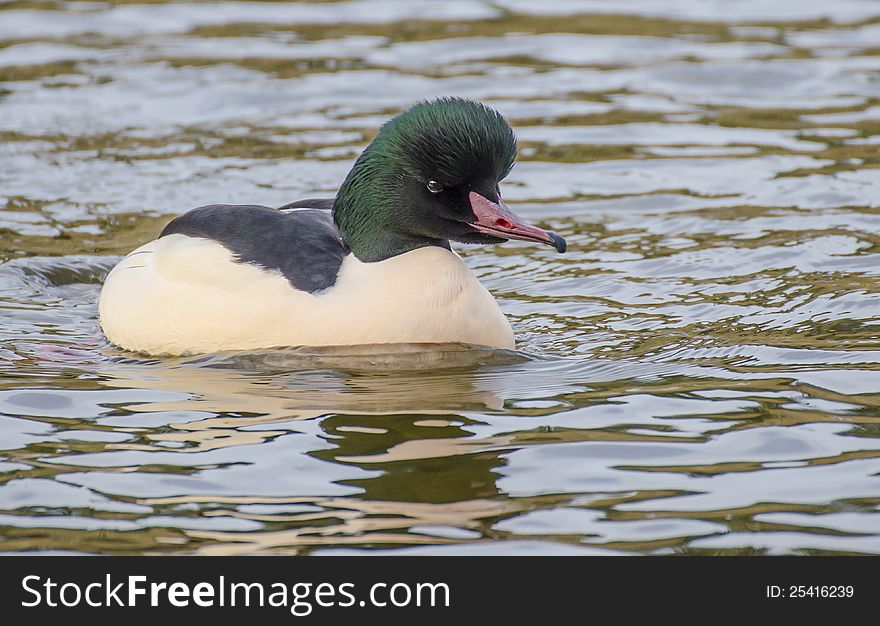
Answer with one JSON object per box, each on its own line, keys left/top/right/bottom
{"left": 99, "top": 98, "right": 566, "bottom": 356}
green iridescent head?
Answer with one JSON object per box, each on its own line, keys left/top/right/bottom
{"left": 333, "top": 98, "right": 565, "bottom": 262}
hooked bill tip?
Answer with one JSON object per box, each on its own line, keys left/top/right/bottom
{"left": 548, "top": 232, "right": 567, "bottom": 253}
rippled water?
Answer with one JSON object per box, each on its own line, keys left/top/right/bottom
{"left": 1, "top": 0, "right": 880, "bottom": 555}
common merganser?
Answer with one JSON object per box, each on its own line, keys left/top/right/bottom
{"left": 99, "top": 98, "right": 566, "bottom": 356}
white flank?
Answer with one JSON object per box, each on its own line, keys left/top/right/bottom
{"left": 98, "top": 235, "right": 515, "bottom": 355}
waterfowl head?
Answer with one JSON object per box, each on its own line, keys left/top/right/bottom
{"left": 333, "top": 98, "right": 567, "bottom": 262}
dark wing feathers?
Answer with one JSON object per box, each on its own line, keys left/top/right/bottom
{"left": 160, "top": 202, "right": 348, "bottom": 293}
{"left": 277, "top": 198, "right": 335, "bottom": 212}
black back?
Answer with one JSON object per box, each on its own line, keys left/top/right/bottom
{"left": 160, "top": 202, "right": 349, "bottom": 293}
{"left": 277, "top": 198, "right": 335, "bottom": 212}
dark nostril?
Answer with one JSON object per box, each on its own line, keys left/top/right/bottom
{"left": 496, "top": 218, "right": 512, "bottom": 229}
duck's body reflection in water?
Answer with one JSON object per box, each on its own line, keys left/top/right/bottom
{"left": 98, "top": 344, "right": 528, "bottom": 554}
{"left": 104, "top": 343, "right": 521, "bottom": 429}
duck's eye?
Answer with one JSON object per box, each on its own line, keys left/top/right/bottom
{"left": 426, "top": 180, "right": 443, "bottom": 194}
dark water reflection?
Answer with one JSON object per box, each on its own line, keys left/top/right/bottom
{"left": 1, "top": 0, "right": 879, "bottom": 555}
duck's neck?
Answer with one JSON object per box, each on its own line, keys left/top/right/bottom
{"left": 333, "top": 150, "right": 449, "bottom": 263}
{"left": 341, "top": 229, "right": 450, "bottom": 263}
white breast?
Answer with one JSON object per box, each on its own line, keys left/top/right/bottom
{"left": 98, "top": 235, "right": 514, "bottom": 356}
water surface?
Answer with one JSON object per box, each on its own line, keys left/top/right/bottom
{"left": 1, "top": 0, "right": 880, "bottom": 555}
